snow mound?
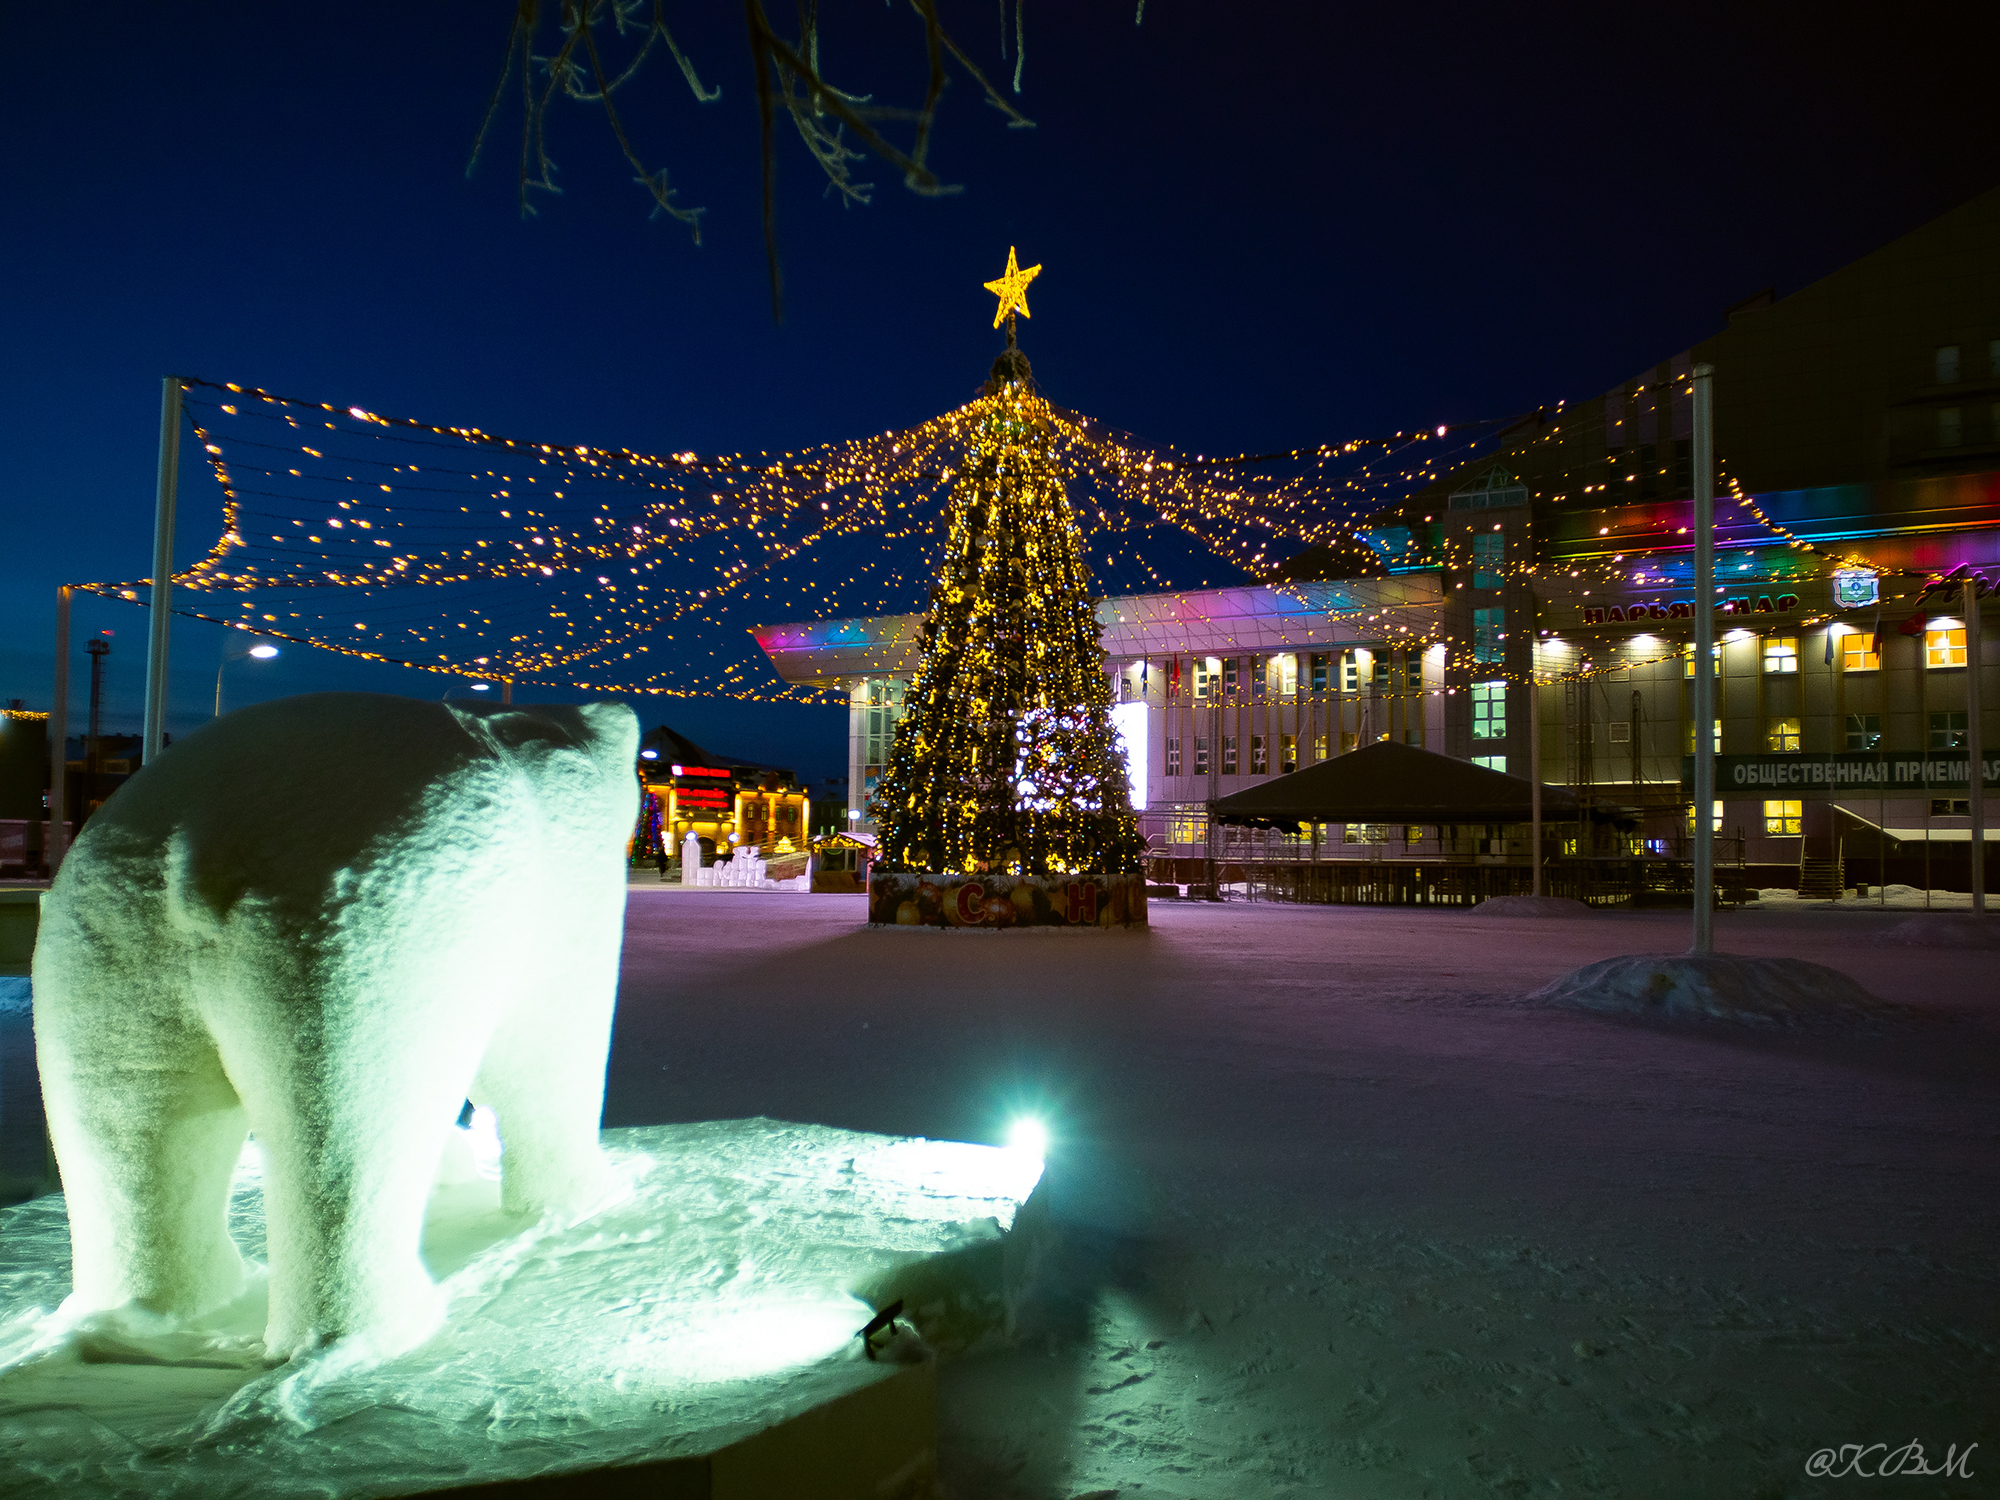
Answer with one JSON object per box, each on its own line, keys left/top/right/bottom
{"left": 1473, "top": 895, "right": 1592, "bottom": 918}
{"left": 1880, "top": 913, "right": 2000, "bottom": 948}
{"left": 1527, "top": 953, "right": 1894, "bottom": 1028}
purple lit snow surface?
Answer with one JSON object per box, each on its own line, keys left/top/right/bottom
{"left": 613, "top": 889, "right": 2000, "bottom": 1498}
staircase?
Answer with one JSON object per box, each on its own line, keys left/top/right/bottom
{"left": 1797, "top": 855, "right": 1846, "bottom": 900}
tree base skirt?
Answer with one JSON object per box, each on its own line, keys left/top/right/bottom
{"left": 868, "top": 871, "right": 1148, "bottom": 928}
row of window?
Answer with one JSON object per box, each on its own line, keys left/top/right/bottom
{"left": 1688, "top": 628, "right": 1968, "bottom": 676}
{"left": 1162, "top": 724, "right": 1436, "bottom": 777}
{"left": 1931, "top": 403, "right": 2000, "bottom": 450}
{"left": 1687, "top": 800, "right": 1808, "bottom": 836}
{"left": 1690, "top": 797, "right": 1967, "bottom": 839}
{"left": 1178, "top": 651, "right": 1426, "bottom": 701}
{"left": 1934, "top": 341, "right": 2000, "bottom": 385}
{"left": 1166, "top": 734, "right": 1298, "bottom": 777}
{"left": 1160, "top": 706, "right": 1972, "bottom": 780}
{"left": 1677, "top": 711, "right": 1969, "bottom": 753}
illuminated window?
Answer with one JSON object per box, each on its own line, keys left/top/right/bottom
{"left": 1404, "top": 825, "right": 1424, "bottom": 845}
{"left": 1687, "top": 800, "right": 1723, "bottom": 833}
{"left": 1840, "top": 633, "right": 1880, "bottom": 672}
{"left": 1222, "top": 737, "right": 1238, "bottom": 774}
{"left": 1765, "top": 717, "right": 1801, "bottom": 752}
{"left": 1927, "top": 627, "right": 1966, "bottom": 668}
{"left": 1194, "top": 738, "right": 1209, "bottom": 774}
{"left": 1340, "top": 651, "right": 1361, "bottom": 692}
{"left": 1403, "top": 653, "right": 1423, "bottom": 692}
{"left": 1340, "top": 731, "right": 1358, "bottom": 754}
{"left": 1471, "top": 754, "right": 1507, "bottom": 772}
{"left": 1165, "top": 737, "right": 1181, "bottom": 776}
{"left": 1686, "top": 718, "right": 1721, "bottom": 753}
{"left": 1313, "top": 734, "right": 1327, "bottom": 760}
{"left": 1277, "top": 654, "right": 1298, "bottom": 695}
{"left": 1280, "top": 733, "right": 1297, "bottom": 773}
{"left": 1250, "top": 735, "right": 1268, "bottom": 774}
{"left": 1684, "top": 643, "right": 1722, "bottom": 677}
{"left": 1930, "top": 711, "right": 1967, "bottom": 749}
{"left": 1472, "top": 531, "right": 1504, "bottom": 588}
{"left": 1474, "top": 607, "right": 1505, "bottom": 663}
{"left": 1764, "top": 800, "right": 1802, "bottom": 836}
{"left": 1762, "top": 637, "right": 1799, "bottom": 673}
{"left": 1844, "top": 714, "right": 1881, "bottom": 751}
{"left": 1310, "top": 654, "right": 1330, "bottom": 694}
{"left": 1471, "top": 680, "right": 1507, "bottom": 740}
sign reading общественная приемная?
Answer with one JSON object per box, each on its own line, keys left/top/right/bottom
{"left": 1681, "top": 754, "right": 2000, "bottom": 795}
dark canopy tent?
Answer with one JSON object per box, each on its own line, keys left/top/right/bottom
{"left": 1211, "top": 741, "right": 1590, "bottom": 829}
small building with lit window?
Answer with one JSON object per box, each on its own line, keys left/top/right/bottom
{"left": 635, "top": 723, "right": 811, "bottom": 866}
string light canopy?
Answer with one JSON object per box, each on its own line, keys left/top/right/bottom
{"left": 75, "top": 362, "right": 1506, "bottom": 702}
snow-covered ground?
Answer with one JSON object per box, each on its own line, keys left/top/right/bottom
{"left": 613, "top": 891, "right": 2000, "bottom": 1499}
{"left": 7, "top": 892, "right": 1999, "bottom": 1497}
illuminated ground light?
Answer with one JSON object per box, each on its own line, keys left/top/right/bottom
{"left": 1006, "top": 1116, "right": 1050, "bottom": 1164}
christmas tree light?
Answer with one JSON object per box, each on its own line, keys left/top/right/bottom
{"left": 870, "top": 260, "right": 1142, "bottom": 880}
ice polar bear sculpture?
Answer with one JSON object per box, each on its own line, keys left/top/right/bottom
{"left": 32, "top": 692, "right": 639, "bottom": 1363}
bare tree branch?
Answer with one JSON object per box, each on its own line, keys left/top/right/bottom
{"left": 471, "top": 1, "right": 1044, "bottom": 321}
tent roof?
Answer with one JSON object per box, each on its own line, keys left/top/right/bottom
{"left": 1211, "top": 741, "right": 1586, "bottom": 827}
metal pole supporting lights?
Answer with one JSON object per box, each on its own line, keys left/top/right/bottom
{"left": 1690, "top": 364, "right": 1716, "bottom": 953}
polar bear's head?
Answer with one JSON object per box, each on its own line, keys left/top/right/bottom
{"left": 444, "top": 700, "right": 641, "bottom": 839}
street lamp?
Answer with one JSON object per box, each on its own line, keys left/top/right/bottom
{"left": 214, "top": 638, "right": 280, "bottom": 717}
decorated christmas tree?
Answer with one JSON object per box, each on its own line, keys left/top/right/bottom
{"left": 871, "top": 251, "right": 1144, "bottom": 884}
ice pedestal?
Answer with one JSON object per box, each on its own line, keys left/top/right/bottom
{"left": 0, "top": 1119, "right": 1043, "bottom": 1499}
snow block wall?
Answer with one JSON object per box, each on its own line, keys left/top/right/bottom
{"left": 867, "top": 872, "right": 1148, "bottom": 928}
{"left": 31, "top": 693, "right": 639, "bottom": 1363}
{"left": 687, "top": 844, "right": 812, "bottom": 891}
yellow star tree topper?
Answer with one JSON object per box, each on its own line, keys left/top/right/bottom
{"left": 982, "top": 246, "right": 1042, "bottom": 328}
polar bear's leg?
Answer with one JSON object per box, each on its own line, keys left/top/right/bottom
{"left": 225, "top": 984, "right": 474, "bottom": 1362}
{"left": 473, "top": 972, "right": 619, "bottom": 1217}
{"left": 35, "top": 986, "right": 249, "bottom": 1323}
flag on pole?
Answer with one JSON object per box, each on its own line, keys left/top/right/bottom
{"left": 1898, "top": 612, "right": 1928, "bottom": 637}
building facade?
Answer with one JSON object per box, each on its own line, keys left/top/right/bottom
{"left": 755, "top": 189, "right": 1999, "bottom": 893}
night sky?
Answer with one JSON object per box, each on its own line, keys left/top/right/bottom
{"left": 6, "top": 4, "right": 1996, "bottom": 787}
